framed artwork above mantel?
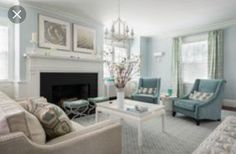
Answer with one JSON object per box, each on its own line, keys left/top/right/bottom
{"left": 73, "top": 24, "right": 96, "bottom": 54}
{"left": 38, "top": 15, "right": 71, "bottom": 51}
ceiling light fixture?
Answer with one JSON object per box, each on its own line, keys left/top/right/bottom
{"left": 105, "top": 0, "right": 134, "bottom": 43}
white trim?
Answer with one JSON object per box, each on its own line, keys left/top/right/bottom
{"left": 158, "top": 19, "right": 236, "bottom": 38}
{"left": 223, "top": 99, "right": 236, "bottom": 108}
{"left": 21, "top": 2, "right": 103, "bottom": 27}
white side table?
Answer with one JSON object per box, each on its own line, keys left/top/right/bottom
{"left": 160, "top": 95, "right": 176, "bottom": 112}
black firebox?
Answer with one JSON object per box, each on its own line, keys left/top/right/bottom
{"left": 40, "top": 72, "right": 98, "bottom": 106}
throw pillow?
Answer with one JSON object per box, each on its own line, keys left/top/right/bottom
{"left": 0, "top": 92, "right": 46, "bottom": 144}
{"left": 189, "top": 91, "right": 214, "bottom": 101}
{"left": 138, "top": 87, "right": 157, "bottom": 95}
{"left": 27, "top": 100, "right": 73, "bottom": 139}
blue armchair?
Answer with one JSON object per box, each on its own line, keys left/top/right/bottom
{"left": 172, "top": 79, "right": 226, "bottom": 125}
{"left": 131, "top": 78, "right": 161, "bottom": 104}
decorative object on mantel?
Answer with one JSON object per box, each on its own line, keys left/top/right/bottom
{"left": 104, "top": 0, "right": 134, "bottom": 43}
{"left": 104, "top": 50, "right": 140, "bottom": 109}
{"left": 30, "top": 32, "right": 38, "bottom": 53}
{"left": 39, "top": 15, "right": 71, "bottom": 51}
{"left": 73, "top": 24, "right": 96, "bottom": 54}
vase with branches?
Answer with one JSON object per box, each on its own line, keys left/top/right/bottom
{"left": 104, "top": 50, "right": 140, "bottom": 108}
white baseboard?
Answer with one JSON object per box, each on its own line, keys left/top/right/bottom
{"left": 223, "top": 99, "right": 236, "bottom": 108}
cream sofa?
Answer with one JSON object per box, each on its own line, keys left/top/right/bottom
{"left": 193, "top": 116, "right": 236, "bottom": 154}
{"left": 0, "top": 91, "right": 122, "bottom": 154}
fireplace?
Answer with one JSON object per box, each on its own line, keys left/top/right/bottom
{"left": 40, "top": 72, "right": 98, "bottom": 106}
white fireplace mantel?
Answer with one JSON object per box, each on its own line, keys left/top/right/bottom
{"left": 15, "top": 50, "right": 104, "bottom": 100}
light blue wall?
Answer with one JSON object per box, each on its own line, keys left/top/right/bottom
{"left": 19, "top": 4, "right": 104, "bottom": 80}
{"left": 224, "top": 26, "right": 236, "bottom": 100}
{"left": 0, "top": 7, "right": 7, "bottom": 17}
{"left": 149, "top": 37, "right": 173, "bottom": 93}
{"left": 140, "top": 37, "right": 152, "bottom": 77}
{"left": 147, "top": 25, "right": 236, "bottom": 99}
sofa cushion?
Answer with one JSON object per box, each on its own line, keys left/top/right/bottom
{"left": 174, "top": 99, "right": 202, "bottom": 111}
{"left": 189, "top": 91, "right": 214, "bottom": 101}
{"left": 0, "top": 108, "right": 9, "bottom": 135}
{"left": 198, "top": 80, "right": 219, "bottom": 93}
{"left": 27, "top": 100, "right": 73, "bottom": 139}
{"left": 0, "top": 91, "right": 46, "bottom": 144}
{"left": 47, "top": 120, "right": 117, "bottom": 145}
{"left": 193, "top": 116, "right": 236, "bottom": 154}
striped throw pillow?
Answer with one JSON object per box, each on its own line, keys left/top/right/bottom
{"left": 189, "top": 91, "right": 214, "bottom": 101}
{"left": 138, "top": 87, "right": 157, "bottom": 95}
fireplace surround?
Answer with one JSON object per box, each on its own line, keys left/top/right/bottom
{"left": 40, "top": 72, "right": 98, "bottom": 105}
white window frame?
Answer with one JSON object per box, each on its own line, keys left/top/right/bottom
{"left": 181, "top": 33, "right": 208, "bottom": 84}
{"left": 0, "top": 18, "right": 14, "bottom": 82}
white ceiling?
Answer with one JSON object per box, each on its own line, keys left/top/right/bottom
{"left": 4, "top": 0, "right": 236, "bottom": 36}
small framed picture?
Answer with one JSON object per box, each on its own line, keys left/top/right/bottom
{"left": 73, "top": 24, "right": 96, "bottom": 54}
{"left": 39, "top": 15, "right": 71, "bottom": 50}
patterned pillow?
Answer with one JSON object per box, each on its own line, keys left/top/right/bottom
{"left": 189, "top": 91, "right": 214, "bottom": 101}
{"left": 27, "top": 100, "right": 73, "bottom": 139}
{"left": 138, "top": 87, "right": 157, "bottom": 95}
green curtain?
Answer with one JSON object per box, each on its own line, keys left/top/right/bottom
{"left": 172, "top": 37, "right": 184, "bottom": 97}
{"left": 208, "top": 30, "right": 224, "bottom": 79}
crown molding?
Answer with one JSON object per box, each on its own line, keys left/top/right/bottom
{"left": 20, "top": 2, "right": 103, "bottom": 27}
{"left": 157, "top": 19, "right": 236, "bottom": 39}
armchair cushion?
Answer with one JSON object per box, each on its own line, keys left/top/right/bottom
{"left": 132, "top": 93, "right": 157, "bottom": 103}
{"left": 198, "top": 80, "right": 219, "bottom": 93}
{"left": 174, "top": 99, "right": 203, "bottom": 111}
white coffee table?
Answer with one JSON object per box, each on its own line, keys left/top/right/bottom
{"left": 95, "top": 99, "right": 166, "bottom": 146}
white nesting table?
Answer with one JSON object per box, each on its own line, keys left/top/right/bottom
{"left": 160, "top": 94, "right": 177, "bottom": 111}
{"left": 95, "top": 99, "right": 166, "bottom": 146}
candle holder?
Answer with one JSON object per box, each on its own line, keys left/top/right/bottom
{"left": 30, "top": 32, "right": 38, "bottom": 53}
{"left": 30, "top": 40, "right": 37, "bottom": 53}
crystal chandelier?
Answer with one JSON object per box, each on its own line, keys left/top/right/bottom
{"left": 105, "top": 0, "right": 134, "bottom": 43}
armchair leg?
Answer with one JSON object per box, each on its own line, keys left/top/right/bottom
{"left": 172, "top": 111, "right": 176, "bottom": 117}
{"left": 196, "top": 120, "right": 200, "bottom": 126}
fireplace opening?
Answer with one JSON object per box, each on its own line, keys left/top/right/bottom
{"left": 40, "top": 72, "right": 98, "bottom": 106}
{"left": 52, "top": 84, "right": 89, "bottom": 107}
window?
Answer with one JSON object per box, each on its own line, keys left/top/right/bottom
{"left": 113, "top": 46, "right": 128, "bottom": 63}
{"left": 103, "top": 44, "right": 128, "bottom": 78}
{"left": 181, "top": 40, "right": 208, "bottom": 83}
{"left": 0, "top": 25, "right": 9, "bottom": 80}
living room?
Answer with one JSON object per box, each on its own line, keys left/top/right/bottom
{"left": 0, "top": 0, "right": 236, "bottom": 154}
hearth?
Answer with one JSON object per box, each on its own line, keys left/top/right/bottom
{"left": 40, "top": 72, "right": 98, "bottom": 106}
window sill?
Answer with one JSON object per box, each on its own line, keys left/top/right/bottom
{"left": 0, "top": 80, "right": 14, "bottom": 84}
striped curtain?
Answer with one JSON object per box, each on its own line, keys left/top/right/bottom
{"left": 172, "top": 37, "right": 184, "bottom": 97}
{"left": 208, "top": 30, "right": 224, "bottom": 79}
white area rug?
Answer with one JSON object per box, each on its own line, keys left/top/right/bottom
{"left": 75, "top": 110, "right": 236, "bottom": 154}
